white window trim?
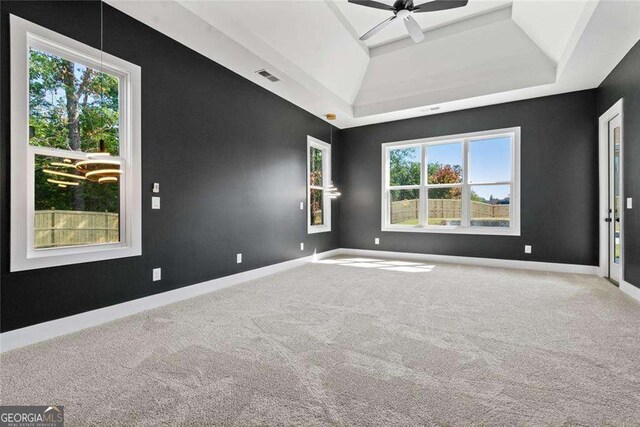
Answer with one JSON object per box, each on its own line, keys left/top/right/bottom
{"left": 307, "top": 136, "right": 332, "bottom": 234}
{"left": 10, "top": 15, "right": 142, "bottom": 272}
{"left": 381, "top": 127, "right": 521, "bottom": 236}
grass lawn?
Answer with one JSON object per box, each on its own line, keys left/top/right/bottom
{"left": 394, "top": 218, "right": 508, "bottom": 226}
{"left": 396, "top": 218, "right": 419, "bottom": 225}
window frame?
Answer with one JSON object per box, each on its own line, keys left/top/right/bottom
{"left": 381, "top": 127, "right": 521, "bottom": 236}
{"left": 10, "top": 15, "right": 142, "bottom": 271}
{"left": 307, "top": 136, "right": 332, "bottom": 234}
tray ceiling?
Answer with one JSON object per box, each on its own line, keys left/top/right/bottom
{"left": 108, "top": 0, "right": 640, "bottom": 128}
{"left": 333, "top": 0, "right": 511, "bottom": 48}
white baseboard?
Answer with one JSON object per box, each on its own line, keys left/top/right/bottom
{"left": 0, "top": 249, "right": 341, "bottom": 353}
{"left": 0, "top": 247, "right": 613, "bottom": 353}
{"left": 620, "top": 280, "right": 640, "bottom": 303}
{"left": 337, "top": 248, "right": 599, "bottom": 275}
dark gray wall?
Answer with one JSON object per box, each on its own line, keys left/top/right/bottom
{"left": 0, "top": 1, "right": 340, "bottom": 332}
{"left": 598, "top": 40, "right": 640, "bottom": 288}
{"left": 340, "top": 90, "right": 599, "bottom": 266}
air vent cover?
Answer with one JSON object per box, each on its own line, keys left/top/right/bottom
{"left": 255, "top": 69, "right": 280, "bottom": 82}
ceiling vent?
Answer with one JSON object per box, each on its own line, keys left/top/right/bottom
{"left": 255, "top": 69, "right": 280, "bottom": 82}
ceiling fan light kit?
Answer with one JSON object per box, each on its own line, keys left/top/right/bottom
{"left": 350, "top": 0, "right": 469, "bottom": 43}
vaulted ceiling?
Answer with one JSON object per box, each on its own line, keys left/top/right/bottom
{"left": 109, "top": 0, "right": 640, "bottom": 128}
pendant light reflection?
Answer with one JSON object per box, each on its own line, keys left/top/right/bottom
{"left": 43, "top": 159, "right": 86, "bottom": 188}
{"left": 75, "top": 139, "right": 123, "bottom": 183}
{"left": 44, "top": 2, "right": 123, "bottom": 189}
{"left": 50, "top": 160, "right": 77, "bottom": 169}
{"left": 326, "top": 182, "right": 341, "bottom": 199}
{"left": 72, "top": 2, "right": 123, "bottom": 185}
{"left": 42, "top": 169, "right": 87, "bottom": 180}
{"left": 325, "top": 113, "right": 341, "bottom": 200}
{"left": 47, "top": 178, "right": 80, "bottom": 188}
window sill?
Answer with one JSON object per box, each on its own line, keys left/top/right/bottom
{"left": 12, "top": 243, "right": 142, "bottom": 272}
{"left": 308, "top": 226, "right": 332, "bottom": 234}
{"left": 381, "top": 225, "right": 520, "bottom": 236}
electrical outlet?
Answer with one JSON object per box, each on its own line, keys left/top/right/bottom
{"left": 524, "top": 245, "right": 532, "bottom": 254}
{"left": 152, "top": 268, "right": 161, "bottom": 281}
{"left": 300, "top": 202, "right": 304, "bottom": 210}
{"left": 152, "top": 196, "right": 161, "bottom": 209}
{"left": 374, "top": 238, "right": 380, "bottom": 245}
{"left": 300, "top": 242, "right": 304, "bottom": 251}
{"left": 627, "top": 198, "right": 633, "bottom": 209}
{"left": 153, "top": 183, "right": 160, "bottom": 193}
{"left": 237, "top": 253, "right": 242, "bottom": 264}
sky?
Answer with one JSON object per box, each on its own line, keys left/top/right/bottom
{"left": 396, "top": 137, "right": 511, "bottom": 200}
{"left": 29, "top": 48, "right": 118, "bottom": 115}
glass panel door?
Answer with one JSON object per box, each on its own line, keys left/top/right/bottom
{"left": 609, "top": 114, "right": 622, "bottom": 283}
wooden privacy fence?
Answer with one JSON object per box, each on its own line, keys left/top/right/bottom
{"left": 34, "top": 210, "right": 119, "bottom": 249}
{"left": 390, "top": 199, "right": 509, "bottom": 224}
{"left": 390, "top": 199, "right": 420, "bottom": 224}
{"left": 470, "top": 201, "right": 509, "bottom": 219}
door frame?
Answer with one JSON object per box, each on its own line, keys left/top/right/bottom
{"left": 598, "top": 99, "right": 624, "bottom": 280}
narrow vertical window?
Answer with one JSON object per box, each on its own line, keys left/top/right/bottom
{"left": 307, "top": 136, "right": 332, "bottom": 233}
{"left": 426, "top": 142, "right": 463, "bottom": 226}
{"left": 388, "top": 146, "right": 420, "bottom": 225}
{"left": 468, "top": 136, "right": 513, "bottom": 228}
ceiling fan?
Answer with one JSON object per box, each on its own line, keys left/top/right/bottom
{"left": 349, "top": 0, "right": 469, "bottom": 43}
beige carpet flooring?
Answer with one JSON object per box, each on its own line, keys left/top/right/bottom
{"left": 1, "top": 256, "right": 639, "bottom": 425}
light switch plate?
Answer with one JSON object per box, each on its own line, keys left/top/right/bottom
{"left": 374, "top": 238, "right": 380, "bottom": 245}
{"left": 153, "top": 183, "right": 160, "bottom": 193}
{"left": 152, "top": 197, "right": 160, "bottom": 209}
{"left": 300, "top": 242, "right": 304, "bottom": 251}
{"left": 300, "top": 202, "right": 304, "bottom": 210}
{"left": 524, "top": 245, "right": 532, "bottom": 254}
{"left": 627, "top": 198, "right": 633, "bottom": 209}
{"left": 152, "top": 268, "right": 161, "bottom": 281}
{"left": 237, "top": 253, "right": 242, "bottom": 264}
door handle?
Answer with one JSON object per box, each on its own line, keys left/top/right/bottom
{"left": 615, "top": 218, "right": 620, "bottom": 223}
{"left": 605, "top": 218, "right": 612, "bottom": 223}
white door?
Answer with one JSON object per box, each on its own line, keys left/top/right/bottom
{"left": 608, "top": 114, "right": 622, "bottom": 283}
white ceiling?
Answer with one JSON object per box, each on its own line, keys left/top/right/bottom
{"left": 355, "top": 8, "right": 558, "bottom": 116}
{"left": 108, "top": 0, "right": 640, "bottom": 128}
{"left": 333, "top": 0, "right": 511, "bottom": 48}
{"left": 178, "top": 0, "right": 369, "bottom": 105}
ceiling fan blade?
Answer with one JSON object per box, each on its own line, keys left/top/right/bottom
{"left": 413, "top": 0, "right": 468, "bottom": 13}
{"left": 360, "top": 15, "right": 397, "bottom": 40}
{"left": 403, "top": 14, "right": 424, "bottom": 42}
{"left": 348, "top": 0, "right": 395, "bottom": 11}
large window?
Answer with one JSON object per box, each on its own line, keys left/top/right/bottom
{"left": 382, "top": 128, "right": 520, "bottom": 235}
{"left": 307, "top": 136, "right": 332, "bottom": 233}
{"left": 10, "top": 16, "right": 141, "bottom": 271}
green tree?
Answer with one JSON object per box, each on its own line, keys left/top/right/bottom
{"left": 309, "top": 147, "right": 324, "bottom": 222}
{"left": 389, "top": 148, "right": 420, "bottom": 201}
{"left": 389, "top": 149, "right": 488, "bottom": 203}
{"left": 29, "top": 49, "right": 120, "bottom": 213}
{"left": 427, "top": 163, "right": 462, "bottom": 199}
